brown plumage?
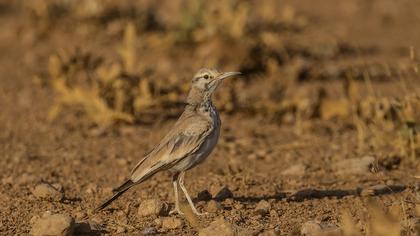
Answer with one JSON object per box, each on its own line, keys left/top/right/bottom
{"left": 94, "top": 69, "right": 240, "bottom": 215}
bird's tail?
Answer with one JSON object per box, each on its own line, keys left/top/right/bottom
{"left": 93, "top": 179, "right": 136, "bottom": 213}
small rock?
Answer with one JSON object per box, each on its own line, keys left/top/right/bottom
{"left": 332, "top": 156, "right": 375, "bottom": 175}
{"left": 197, "top": 190, "right": 212, "bottom": 201}
{"left": 301, "top": 220, "right": 341, "bottom": 236}
{"left": 161, "top": 217, "right": 183, "bottom": 230}
{"left": 74, "top": 222, "right": 93, "bottom": 234}
{"left": 206, "top": 200, "right": 223, "bottom": 213}
{"left": 31, "top": 213, "right": 75, "bottom": 236}
{"left": 32, "top": 183, "right": 63, "bottom": 201}
{"left": 138, "top": 199, "right": 168, "bottom": 217}
{"left": 142, "top": 226, "right": 157, "bottom": 235}
{"left": 214, "top": 186, "right": 233, "bottom": 201}
{"left": 255, "top": 200, "right": 271, "bottom": 216}
{"left": 301, "top": 221, "right": 322, "bottom": 235}
{"left": 282, "top": 164, "right": 306, "bottom": 176}
{"left": 199, "top": 218, "right": 234, "bottom": 236}
{"left": 199, "top": 217, "right": 249, "bottom": 236}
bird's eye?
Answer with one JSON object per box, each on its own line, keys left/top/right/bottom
{"left": 203, "top": 74, "right": 209, "bottom": 79}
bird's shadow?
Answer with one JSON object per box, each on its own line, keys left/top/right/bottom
{"left": 203, "top": 185, "right": 406, "bottom": 203}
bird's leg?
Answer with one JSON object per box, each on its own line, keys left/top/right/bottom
{"left": 178, "top": 171, "right": 207, "bottom": 216}
{"left": 170, "top": 173, "right": 183, "bottom": 215}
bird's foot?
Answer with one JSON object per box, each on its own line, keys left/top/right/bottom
{"left": 193, "top": 211, "right": 209, "bottom": 216}
{"left": 191, "top": 207, "right": 209, "bottom": 216}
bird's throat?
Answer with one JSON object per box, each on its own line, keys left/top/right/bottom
{"left": 186, "top": 86, "right": 211, "bottom": 108}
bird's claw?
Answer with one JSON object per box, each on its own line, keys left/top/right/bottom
{"left": 193, "top": 211, "right": 209, "bottom": 216}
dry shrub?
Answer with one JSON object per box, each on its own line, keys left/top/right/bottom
{"left": 47, "top": 23, "right": 146, "bottom": 127}
{"left": 354, "top": 94, "right": 420, "bottom": 161}
{"left": 341, "top": 200, "right": 419, "bottom": 236}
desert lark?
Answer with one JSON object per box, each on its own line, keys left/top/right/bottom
{"left": 94, "top": 68, "right": 241, "bottom": 215}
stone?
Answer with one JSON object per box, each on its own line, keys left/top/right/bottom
{"left": 206, "top": 200, "right": 223, "bottom": 213}
{"left": 197, "top": 190, "right": 212, "bottom": 201}
{"left": 301, "top": 221, "right": 322, "bottom": 235}
{"left": 281, "top": 164, "right": 306, "bottom": 176}
{"left": 301, "top": 220, "right": 341, "bottom": 236}
{"left": 214, "top": 186, "right": 233, "bottom": 201}
{"left": 74, "top": 222, "right": 91, "bottom": 234}
{"left": 199, "top": 218, "right": 235, "bottom": 236}
{"left": 74, "top": 220, "right": 101, "bottom": 234}
{"left": 161, "top": 217, "right": 183, "bottom": 230}
{"left": 32, "top": 183, "right": 63, "bottom": 201}
{"left": 199, "top": 217, "right": 250, "bottom": 236}
{"left": 138, "top": 199, "right": 168, "bottom": 217}
{"left": 30, "top": 213, "right": 75, "bottom": 236}
{"left": 332, "top": 156, "right": 375, "bottom": 175}
{"left": 255, "top": 200, "right": 271, "bottom": 216}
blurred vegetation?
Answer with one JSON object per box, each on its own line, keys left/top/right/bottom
{"left": 341, "top": 200, "right": 420, "bottom": 236}
{"left": 17, "top": 0, "right": 419, "bottom": 163}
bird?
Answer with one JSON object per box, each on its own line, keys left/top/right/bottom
{"left": 94, "top": 68, "right": 241, "bottom": 215}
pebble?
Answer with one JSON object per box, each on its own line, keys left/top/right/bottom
{"left": 138, "top": 199, "right": 168, "bottom": 217}
{"left": 255, "top": 200, "right": 271, "bottom": 216}
{"left": 301, "top": 220, "right": 341, "bottom": 236}
{"left": 161, "top": 217, "right": 183, "bottom": 230}
{"left": 32, "top": 183, "right": 63, "bottom": 201}
{"left": 74, "top": 222, "right": 90, "bottom": 234}
{"left": 197, "top": 190, "right": 213, "bottom": 201}
{"left": 206, "top": 200, "right": 223, "bottom": 213}
{"left": 199, "top": 217, "right": 250, "bottom": 236}
{"left": 30, "top": 213, "right": 75, "bottom": 236}
{"left": 199, "top": 217, "right": 235, "bottom": 236}
{"left": 214, "top": 186, "right": 233, "bottom": 201}
{"left": 332, "top": 156, "right": 375, "bottom": 175}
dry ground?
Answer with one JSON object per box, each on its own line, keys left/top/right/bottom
{"left": 0, "top": 0, "right": 419, "bottom": 235}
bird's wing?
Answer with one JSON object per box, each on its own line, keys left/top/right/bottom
{"left": 130, "top": 113, "right": 213, "bottom": 182}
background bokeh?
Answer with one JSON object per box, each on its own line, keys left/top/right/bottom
{"left": 0, "top": 0, "right": 419, "bottom": 235}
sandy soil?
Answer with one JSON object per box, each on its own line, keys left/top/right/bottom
{"left": 0, "top": 0, "right": 419, "bottom": 235}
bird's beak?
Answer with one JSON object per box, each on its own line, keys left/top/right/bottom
{"left": 217, "top": 72, "right": 241, "bottom": 80}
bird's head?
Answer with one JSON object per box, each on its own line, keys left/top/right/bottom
{"left": 189, "top": 69, "right": 241, "bottom": 104}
